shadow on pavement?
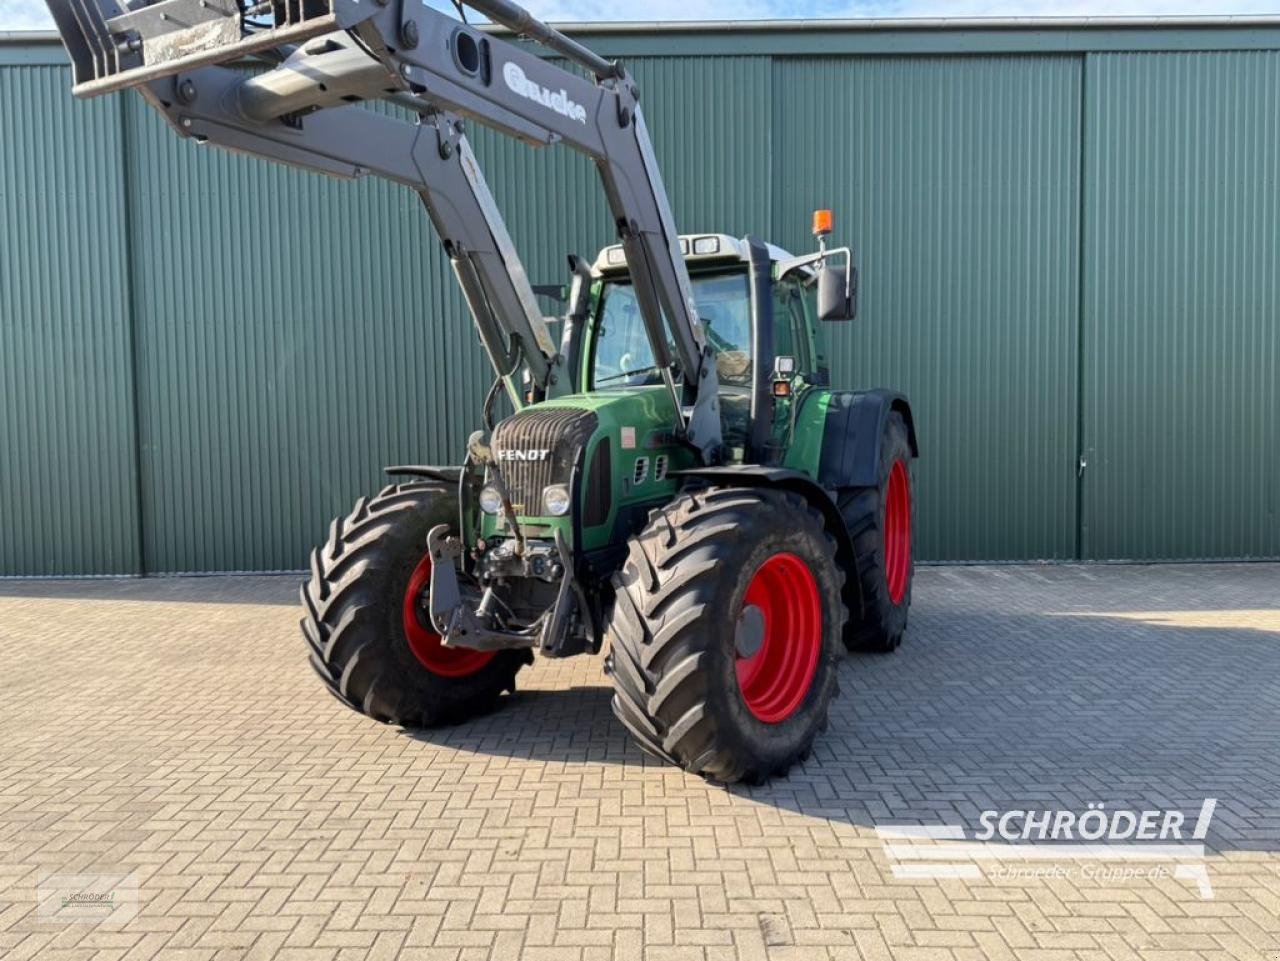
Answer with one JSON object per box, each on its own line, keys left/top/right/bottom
{"left": 405, "top": 598, "right": 1280, "bottom": 855}
{"left": 0, "top": 573, "right": 301, "bottom": 605}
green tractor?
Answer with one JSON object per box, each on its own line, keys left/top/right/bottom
{"left": 43, "top": 0, "right": 916, "bottom": 781}
{"left": 303, "top": 221, "right": 916, "bottom": 782}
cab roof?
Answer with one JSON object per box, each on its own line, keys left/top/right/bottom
{"left": 591, "top": 234, "right": 797, "bottom": 276}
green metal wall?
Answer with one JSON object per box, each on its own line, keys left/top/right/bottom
{"left": 123, "top": 95, "right": 490, "bottom": 573}
{"left": 0, "top": 65, "right": 140, "bottom": 575}
{"left": 2, "top": 26, "right": 1278, "bottom": 574}
{"left": 1081, "top": 51, "right": 1280, "bottom": 560}
{"left": 772, "top": 55, "right": 1081, "bottom": 561}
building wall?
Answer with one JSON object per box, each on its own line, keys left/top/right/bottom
{"left": 1, "top": 64, "right": 139, "bottom": 575}
{"left": 2, "top": 25, "right": 1278, "bottom": 574}
{"left": 1080, "top": 50, "right": 1280, "bottom": 560}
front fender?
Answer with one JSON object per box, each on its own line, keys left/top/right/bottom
{"left": 674, "top": 465, "right": 864, "bottom": 616}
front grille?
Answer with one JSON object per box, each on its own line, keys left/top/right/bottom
{"left": 491, "top": 407, "right": 598, "bottom": 515}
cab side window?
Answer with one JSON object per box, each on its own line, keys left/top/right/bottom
{"left": 771, "top": 277, "right": 816, "bottom": 378}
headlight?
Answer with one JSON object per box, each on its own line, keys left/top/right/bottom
{"left": 478, "top": 485, "right": 503, "bottom": 515}
{"left": 542, "top": 484, "right": 571, "bottom": 516}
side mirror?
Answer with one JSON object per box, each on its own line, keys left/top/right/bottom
{"left": 817, "top": 262, "right": 857, "bottom": 321}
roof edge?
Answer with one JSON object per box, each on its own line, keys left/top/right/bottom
{"left": 1, "top": 31, "right": 60, "bottom": 43}
{"left": 490, "top": 15, "right": 1280, "bottom": 33}
{"left": 6, "top": 15, "right": 1280, "bottom": 45}
{"left": 7, "top": 15, "right": 1280, "bottom": 61}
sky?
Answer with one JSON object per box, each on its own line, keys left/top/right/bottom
{"left": 3, "top": 0, "right": 1277, "bottom": 33}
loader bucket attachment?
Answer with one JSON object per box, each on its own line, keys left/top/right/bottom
{"left": 44, "top": 0, "right": 361, "bottom": 98}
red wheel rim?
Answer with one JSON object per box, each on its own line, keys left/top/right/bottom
{"left": 884, "top": 459, "right": 911, "bottom": 604}
{"left": 734, "top": 552, "right": 823, "bottom": 724}
{"left": 402, "top": 554, "right": 495, "bottom": 678}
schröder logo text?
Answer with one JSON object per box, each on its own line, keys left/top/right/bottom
{"left": 976, "top": 803, "right": 1197, "bottom": 841}
{"left": 877, "top": 799, "right": 1219, "bottom": 899}
{"left": 503, "top": 62, "right": 588, "bottom": 124}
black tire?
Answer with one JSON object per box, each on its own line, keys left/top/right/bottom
{"left": 838, "top": 410, "right": 914, "bottom": 653}
{"left": 604, "top": 487, "right": 846, "bottom": 783}
{"left": 301, "top": 482, "right": 530, "bottom": 727}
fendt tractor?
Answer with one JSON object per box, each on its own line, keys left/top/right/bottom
{"left": 45, "top": 0, "right": 917, "bottom": 781}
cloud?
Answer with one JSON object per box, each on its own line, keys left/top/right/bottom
{"left": 1, "top": 0, "right": 55, "bottom": 30}
{"left": 4, "top": 0, "right": 1278, "bottom": 34}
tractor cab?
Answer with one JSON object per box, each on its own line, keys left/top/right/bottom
{"left": 586, "top": 229, "right": 846, "bottom": 462}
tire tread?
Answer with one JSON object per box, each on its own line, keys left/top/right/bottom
{"left": 301, "top": 482, "right": 529, "bottom": 728}
{"left": 606, "top": 487, "right": 845, "bottom": 783}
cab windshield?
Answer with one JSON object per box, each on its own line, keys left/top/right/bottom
{"left": 590, "top": 271, "right": 752, "bottom": 389}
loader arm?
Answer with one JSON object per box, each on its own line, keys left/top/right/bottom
{"left": 43, "top": 0, "right": 723, "bottom": 457}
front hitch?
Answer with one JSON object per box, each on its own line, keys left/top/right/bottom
{"left": 425, "top": 524, "right": 464, "bottom": 636}
{"left": 424, "top": 525, "right": 577, "bottom": 653}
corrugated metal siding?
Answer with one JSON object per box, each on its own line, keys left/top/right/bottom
{"left": 1081, "top": 51, "right": 1280, "bottom": 560}
{"left": 469, "top": 57, "right": 612, "bottom": 288}
{"left": 124, "top": 97, "right": 491, "bottom": 572}
{"left": 3, "top": 33, "right": 1280, "bottom": 573}
{"left": 627, "top": 56, "right": 773, "bottom": 240}
{"left": 773, "top": 56, "right": 1082, "bottom": 561}
{"left": 120, "top": 55, "right": 772, "bottom": 572}
{"left": 471, "top": 55, "right": 773, "bottom": 282}
{"left": 0, "top": 67, "right": 140, "bottom": 575}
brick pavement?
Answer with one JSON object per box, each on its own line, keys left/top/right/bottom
{"left": 0, "top": 564, "right": 1277, "bottom": 960}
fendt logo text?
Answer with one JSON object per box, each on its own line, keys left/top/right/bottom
{"left": 503, "top": 62, "right": 588, "bottom": 124}
{"left": 498, "top": 448, "right": 551, "bottom": 462}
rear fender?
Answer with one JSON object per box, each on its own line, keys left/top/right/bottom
{"left": 817, "top": 390, "right": 918, "bottom": 489}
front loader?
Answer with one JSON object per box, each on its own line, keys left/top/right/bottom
{"left": 44, "top": 0, "right": 918, "bottom": 782}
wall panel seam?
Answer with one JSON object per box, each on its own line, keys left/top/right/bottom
{"left": 118, "top": 94, "right": 148, "bottom": 575}
{"left": 1074, "top": 52, "right": 1089, "bottom": 561}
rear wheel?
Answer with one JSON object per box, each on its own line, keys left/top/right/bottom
{"left": 838, "top": 411, "right": 915, "bottom": 652}
{"left": 604, "top": 487, "right": 846, "bottom": 783}
{"left": 301, "top": 482, "right": 529, "bottom": 726}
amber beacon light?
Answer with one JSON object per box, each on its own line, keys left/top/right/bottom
{"left": 812, "top": 208, "right": 834, "bottom": 238}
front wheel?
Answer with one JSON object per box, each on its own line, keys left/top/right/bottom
{"left": 604, "top": 487, "right": 846, "bottom": 783}
{"left": 301, "top": 482, "right": 530, "bottom": 727}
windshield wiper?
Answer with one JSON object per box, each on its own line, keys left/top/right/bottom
{"left": 595, "top": 364, "right": 663, "bottom": 385}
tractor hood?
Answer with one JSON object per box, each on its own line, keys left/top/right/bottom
{"left": 480, "top": 387, "right": 696, "bottom": 552}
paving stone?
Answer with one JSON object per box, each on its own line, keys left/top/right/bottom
{"left": 0, "top": 564, "right": 1276, "bottom": 959}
